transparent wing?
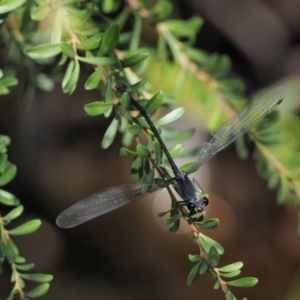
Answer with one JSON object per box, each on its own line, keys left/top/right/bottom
{"left": 185, "top": 86, "right": 286, "bottom": 175}
{"left": 56, "top": 180, "right": 173, "bottom": 228}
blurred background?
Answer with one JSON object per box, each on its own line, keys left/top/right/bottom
{"left": 1, "top": 0, "right": 300, "bottom": 299}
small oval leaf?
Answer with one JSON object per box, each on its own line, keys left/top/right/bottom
{"left": 77, "top": 33, "right": 103, "bottom": 50}
{"left": 226, "top": 277, "right": 258, "bottom": 288}
{"left": 188, "top": 254, "right": 203, "bottom": 263}
{"left": 25, "top": 283, "right": 50, "bottom": 298}
{"left": 146, "top": 91, "right": 164, "bottom": 114}
{"left": 155, "top": 107, "right": 185, "bottom": 126}
{"left": 136, "top": 144, "right": 151, "bottom": 158}
{"left": 9, "top": 219, "right": 41, "bottom": 235}
{"left": 218, "top": 262, "right": 243, "bottom": 273}
{"left": 187, "top": 262, "right": 201, "bottom": 286}
{"left": 84, "top": 68, "right": 103, "bottom": 90}
{"left": 199, "top": 218, "right": 219, "bottom": 229}
{"left": 20, "top": 273, "right": 53, "bottom": 283}
{"left": 78, "top": 56, "right": 119, "bottom": 68}
{"left": 122, "top": 52, "right": 149, "bottom": 68}
{"left": 30, "top": 3, "right": 50, "bottom": 21}
{"left": 26, "top": 44, "right": 61, "bottom": 59}
{"left": 16, "top": 263, "right": 35, "bottom": 271}
{"left": 2, "top": 205, "right": 24, "bottom": 223}
{"left": 127, "top": 125, "right": 142, "bottom": 135}
{"left": 101, "top": 118, "right": 119, "bottom": 149}
{"left": 0, "top": 189, "right": 19, "bottom": 205}
{"left": 0, "top": 164, "right": 17, "bottom": 186}
{"left": 60, "top": 42, "right": 75, "bottom": 58}
{"left": 209, "top": 246, "right": 219, "bottom": 267}
{"left": 0, "top": 0, "right": 26, "bottom": 14}
{"left": 84, "top": 102, "right": 113, "bottom": 116}
{"left": 200, "top": 234, "right": 224, "bottom": 255}
{"left": 131, "top": 156, "right": 143, "bottom": 182}
{"left": 99, "top": 24, "right": 119, "bottom": 56}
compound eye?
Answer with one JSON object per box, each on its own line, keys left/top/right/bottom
{"left": 203, "top": 197, "right": 209, "bottom": 206}
{"left": 187, "top": 203, "right": 195, "bottom": 212}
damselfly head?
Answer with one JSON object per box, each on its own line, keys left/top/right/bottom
{"left": 187, "top": 195, "right": 209, "bottom": 213}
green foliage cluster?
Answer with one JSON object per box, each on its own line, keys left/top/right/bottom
{"left": 0, "top": 0, "right": 299, "bottom": 299}
{"left": 0, "top": 136, "right": 53, "bottom": 299}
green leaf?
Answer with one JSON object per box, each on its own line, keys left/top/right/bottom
{"left": 0, "top": 155, "right": 7, "bottom": 169}
{"left": 104, "top": 76, "right": 113, "bottom": 117}
{"left": 167, "top": 144, "right": 183, "bottom": 158}
{"left": 78, "top": 56, "right": 119, "bottom": 68}
{"left": 25, "top": 283, "right": 50, "bottom": 298}
{"left": 199, "top": 259, "right": 209, "bottom": 275}
{"left": 145, "top": 91, "right": 164, "bottom": 114}
{"left": 62, "top": 60, "right": 80, "bottom": 94}
{"left": 127, "top": 125, "right": 142, "bottom": 135}
{"left": 0, "top": 0, "right": 26, "bottom": 14}
{"left": 35, "top": 73, "right": 54, "bottom": 92}
{"left": 122, "top": 52, "right": 150, "bottom": 68}
{"left": 120, "top": 147, "right": 136, "bottom": 156}
{"left": 188, "top": 254, "right": 203, "bottom": 263}
{"left": 187, "top": 262, "right": 201, "bottom": 285}
{"left": 157, "top": 208, "right": 172, "bottom": 217}
{"left": 168, "top": 204, "right": 180, "bottom": 232}
{"left": 226, "top": 277, "right": 258, "bottom": 288}
{"left": 84, "top": 101, "right": 113, "bottom": 116}
{"left": 15, "top": 256, "right": 26, "bottom": 263}
{"left": 51, "top": 12, "right": 62, "bottom": 43}
{"left": 0, "top": 77, "right": 18, "bottom": 87}
{"left": 131, "top": 156, "right": 143, "bottom": 182}
{"left": 60, "top": 42, "right": 75, "bottom": 58}
{"left": 99, "top": 24, "right": 119, "bottom": 56}
{"left": 165, "top": 16, "right": 203, "bottom": 39}
{"left": 15, "top": 263, "right": 35, "bottom": 271}
{"left": 218, "top": 262, "right": 243, "bottom": 273}
{"left": 2, "top": 205, "right": 24, "bottom": 223}
{"left": 153, "top": 141, "right": 162, "bottom": 165}
{"left": 4, "top": 238, "right": 19, "bottom": 263}
{"left": 164, "top": 214, "right": 180, "bottom": 225}
{"left": 0, "top": 189, "right": 19, "bottom": 205}
{"left": 77, "top": 33, "right": 103, "bottom": 50}
{"left": 148, "top": 0, "right": 172, "bottom": 20}
{"left": 9, "top": 219, "right": 41, "bottom": 235}
{"left": 20, "top": 273, "right": 53, "bottom": 283}
{"left": 26, "top": 44, "right": 61, "bottom": 59}
{"left": 209, "top": 247, "right": 219, "bottom": 267}
{"left": 101, "top": 118, "right": 119, "bottom": 149}
{"left": 224, "top": 291, "right": 236, "bottom": 300}
{"left": 84, "top": 68, "right": 103, "bottom": 90}
{"left": 136, "top": 144, "right": 151, "bottom": 158}
{"left": 119, "top": 92, "right": 130, "bottom": 113}
{"left": 220, "top": 270, "right": 241, "bottom": 278}
{"left": 214, "top": 278, "right": 220, "bottom": 289}
{"left": 18, "top": 276, "right": 25, "bottom": 288}
{"left": 155, "top": 107, "right": 185, "bottom": 126}
{"left": 102, "top": 0, "right": 121, "bottom": 13}
{"left": 0, "top": 164, "right": 17, "bottom": 186}
{"left": 199, "top": 234, "right": 224, "bottom": 255}
{"left": 30, "top": 3, "right": 50, "bottom": 21}
{"left": 0, "top": 83, "right": 9, "bottom": 95}
{"left": 198, "top": 218, "right": 219, "bottom": 229}
{"left": 127, "top": 78, "right": 148, "bottom": 91}
{"left": 143, "top": 167, "right": 154, "bottom": 185}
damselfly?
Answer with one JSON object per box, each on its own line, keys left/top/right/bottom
{"left": 56, "top": 86, "right": 285, "bottom": 228}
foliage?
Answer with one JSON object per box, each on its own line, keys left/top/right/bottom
{"left": 0, "top": 135, "right": 53, "bottom": 299}
{"left": 0, "top": 0, "right": 299, "bottom": 299}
